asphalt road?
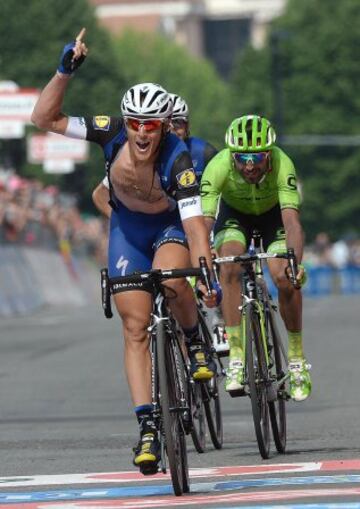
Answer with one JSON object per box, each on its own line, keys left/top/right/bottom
{"left": 0, "top": 294, "right": 359, "bottom": 506}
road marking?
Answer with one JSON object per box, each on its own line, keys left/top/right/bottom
{"left": 215, "top": 505, "right": 360, "bottom": 509}
{"left": 0, "top": 475, "right": 360, "bottom": 503}
{"left": 0, "top": 487, "right": 360, "bottom": 508}
{"left": 0, "top": 460, "right": 359, "bottom": 487}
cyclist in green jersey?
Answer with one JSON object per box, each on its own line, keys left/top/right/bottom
{"left": 201, "top": 115, "right": 311, "bottom": 402}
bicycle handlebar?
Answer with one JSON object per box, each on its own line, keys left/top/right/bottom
{"left": 110, "top": 257, "right": 212, "bottom": 290}
{"left": 214, "top": 248, "right": 301, "bottom": 289}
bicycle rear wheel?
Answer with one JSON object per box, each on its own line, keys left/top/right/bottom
{"left": 198, "top": 309, "right": 223, "bottom": 449}
{"left": 157, "top": 321, "right": 189, "bottom": 495}
{"left": 245, "top": 303, "right": 270, "bottom": 459}
{"left": 267, "top": 308, "right": 287, "bottom": 453}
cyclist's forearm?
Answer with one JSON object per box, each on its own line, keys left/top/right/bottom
{"left": 183, "top": 217, "right": 212, "bottom": 269}
{"left": 31, "top": 73, "right": 70, "bottom": 132}
{"left": 204, "top": 216, "right": 215, "bottom": 236}
{"left": 285, "top": 224, "right": 304, "bottom": 262}
{"left": 187, "top": 234, "right": 213, "bottom": 270}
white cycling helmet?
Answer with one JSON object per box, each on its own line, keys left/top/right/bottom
{"left": 121, "top": 83, "right": 173, "bottom": 119}
{"left": 169, "top": 93, "right": 189, "bottom": 119}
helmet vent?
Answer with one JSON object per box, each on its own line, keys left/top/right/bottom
{"left": 147, "top": 90, "right": 162, "bottom": 106}
{"left": 140, "top": 90, "right": 147, "bottom": 106}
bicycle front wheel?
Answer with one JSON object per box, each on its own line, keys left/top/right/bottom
{"left": 157, "top": 321, "right": 189, "bottom": 495}
{"left": 267, "top": 308, "right": 287, "bottom": 453}
{"left": 198, "top": 309, "right": 223, "bottom": 449}
{"left": 245, "top": 303, "right": 270, "bottom": 459}
{"left": 190, "top": 381, "right": 206, "bottom": 453}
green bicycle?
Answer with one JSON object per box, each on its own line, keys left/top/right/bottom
{"left": 215, "top": 233, "right": 299, "bottom": 459}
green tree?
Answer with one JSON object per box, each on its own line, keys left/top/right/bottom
{"left": 112, "top": 29, "right": 232, "bottom": 148}
{"left": 0, "top": 0, "right": 127, "bottom": 209}
{"left": 230, "top": 0, "right": 360, "bottom": 239}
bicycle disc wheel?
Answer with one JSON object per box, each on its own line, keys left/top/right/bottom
{"left": 198, "top": 309, "right": 223, "bottom": 449}
{"left": 245, "top": 304, "right": 270, "bottom": 459}
{"left": 267, "top": 309, "right": 287, "bottom": 453}
{"left": 157, "top": 321, "right": 188, "bottom": 495}
{"left": 190, "top": 381, "right": 206, "bottom": 453}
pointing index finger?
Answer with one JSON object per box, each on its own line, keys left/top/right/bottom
{"left": 75, "top": 27, "right": 86, "bottom": 42}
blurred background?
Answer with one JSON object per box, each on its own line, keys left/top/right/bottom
{"left": 1, "top": 0, "right": 359, "bottom": 316}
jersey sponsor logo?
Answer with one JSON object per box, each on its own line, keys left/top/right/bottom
{"left": 93, "top": 116, "right": 111, "bottom": 131}
{"left": 200, "top": 179, "right": 211, "bottom": 197}
{"left": 177, "top": 169, "right": 196, "bottom": 188}
{"left": 180, "top": 197, "right": 197, "bottom": 209}
{"left": 224, "top": 218, "right": 240, "bottom": 229}
{"left": 287, "top": 174, "right": 297, "bottom": 190}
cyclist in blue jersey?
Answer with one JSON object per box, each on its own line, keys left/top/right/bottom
{"left": 92, "top": 93, "right": 218, "bottom": 214}
{"left": 169, "top": 93, "right": 218, "bottom": 177}
{"left": 31, "top": 29, "right": 220, "bottom": 475}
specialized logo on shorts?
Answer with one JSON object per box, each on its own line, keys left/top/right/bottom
{"left": 93, "top": 116, "right": 111, "bottom": 131}
{"left": 177, "top": 169, "right": 196, "bottom": 188}
{"left": 116, "top": 255, "right": 129, "bottom": 276}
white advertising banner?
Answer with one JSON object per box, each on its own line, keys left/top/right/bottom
{"left": 0, "top": 89, "right": 40, "bottom": 122}
{"left": 0, "top": 120, "right": 25, "bottom": 139}
{"left": 43, "top": 159, "right": 75, "bottom": 174}
{"left": 27, "top": 132, "right": 88, "bottom": 163}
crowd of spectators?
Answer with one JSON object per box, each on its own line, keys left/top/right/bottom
{"left": 1, "top": 170, "right": 359, "bottom": 272}
{"left": 303, "top": 232, "right": 360, "bottom": 269}
{"left": 0, "top": 170, "right": 108, "bottom": 266}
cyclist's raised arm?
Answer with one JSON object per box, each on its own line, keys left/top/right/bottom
{"left": 31, "top": 28, "right": 88, "bottom": 135}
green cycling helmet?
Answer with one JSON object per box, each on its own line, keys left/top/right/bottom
{"left": 225, "top": 115, "right": 276, "bottom": 152}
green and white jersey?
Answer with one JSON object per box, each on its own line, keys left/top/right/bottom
{"left": 201, "top": 146, "right": 300, "bottom": 217}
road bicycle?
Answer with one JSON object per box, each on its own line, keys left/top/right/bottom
{"left": 214, "top": 232, "right": 299, "bottom": 459}
{"left": 100, "top": 259, "right": 217, "bottom": 495}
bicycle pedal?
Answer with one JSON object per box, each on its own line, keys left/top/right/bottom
{"left": 139, "top": 462, "right": 159, "bottom": 476}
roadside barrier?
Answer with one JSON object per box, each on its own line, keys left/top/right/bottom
{"left": 0, "top": 246, "right": 98, "bottom": 317}
{"left": 1, "top": 244, "right": 359, "bottom": 317}
{"left": 265, "top": 265, "right": 360, "bottom": 297}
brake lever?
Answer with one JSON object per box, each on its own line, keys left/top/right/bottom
{"left": 287, "top": 248, "right": 301, "bottom": 290}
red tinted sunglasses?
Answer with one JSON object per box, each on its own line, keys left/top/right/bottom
{"left": 125, "top": 118, "right": 163, "bottom": 132}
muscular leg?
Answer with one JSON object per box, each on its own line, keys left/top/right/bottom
{"left": 267, "top": 258, "right": 302, "bottom": 331}
{"left": 268, "top": 258, "right": 304, "bottom": 359}
{"left": 113, "top": 290, "right": 153, "bottom": 406}
{"left": 267, "top": 258, "right": 311, "bottom": 401}
{"left": 218, "top": 240, "right": 246, "bottom": 327}
{"left": 153, "top": 242, "right": 216, "bottom": 380}
{"left": 217, "top": 240, "right": 247, "bottom": 390}
{"left": 152, "top": 242, "right": 197, "bottom": 328}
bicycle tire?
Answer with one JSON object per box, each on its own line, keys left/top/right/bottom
{"left": 157, "top": 320, "right": 188, "bottom": 495}
{"left": 190, "top": 381, "right": 206, "bottom": 453}
{"left": 245, "top": 303, "right": 270, "bottom": 459}
{"left": 267, "top": 308, "right": 287, "bottom": 453}
{"left": 198, "top": 309, "right": 223, "bottom": 449}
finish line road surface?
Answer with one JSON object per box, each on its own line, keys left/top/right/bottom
{"left": 0, "top": 295, "right": 359, "bottom": 508}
